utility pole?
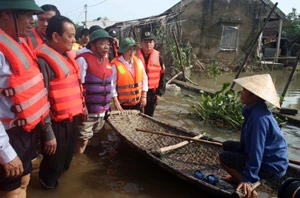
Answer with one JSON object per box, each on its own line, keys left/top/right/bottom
{"left": 84, "top": 4, "right": 87, "bottom": 28}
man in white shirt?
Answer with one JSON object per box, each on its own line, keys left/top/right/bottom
{"left": 0, "top": 0, "right": 52, "bottom": 197}
{"left": 75, "top": 29, "right": 113, "bottom": 153}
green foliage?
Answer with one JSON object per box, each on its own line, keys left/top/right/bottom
{"left": 205, "top": 62, "right": 222, "bottom": 77}
{"left": 169, "top": 41, "right": 192, "bottom": 69}
{"left": 284, "top": 8, "right": 300, "bottom": 39}
{"left": 154, "top": 28, "right": 192, "bottom": 69}
{"left": 185, "top": 82, "right": 285, "bottom": 130}
{"left": 185, "top": 82, "right": 243, "bottom": 130}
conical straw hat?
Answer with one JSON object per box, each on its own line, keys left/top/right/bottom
{"left": 233, "top": 74, "right": 280, "bottom": 108}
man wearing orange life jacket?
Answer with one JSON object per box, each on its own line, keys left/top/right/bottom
{"left": 136, "top": 31, "right": 166, "bottom": 117}
{"left": 0, "top": 1, "right": 52, "bottom": 197}
{"left": 26, "top": 4, "right": 60, "bottom": 50}
{"left": 35, "top": 15, "right": 85, "bottom": 189}
{"left": 111, "top": 38, "right": 148, "bottom": 111}
{"left": 75, "top": 29, "right": 113, "bottom": 154}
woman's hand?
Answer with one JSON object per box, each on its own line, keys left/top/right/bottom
{"left": 113, "top": 97, "right": 123, "bottom": 111}
{"left": 140, "top": 97, "right": 147, "bottom": 108}
{"left": 237, "top": 182, "right": 253, "bottom": 198}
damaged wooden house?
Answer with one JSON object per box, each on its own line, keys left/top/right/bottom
{"left": 106, "top": 0, "right": 294, "bottom": 70}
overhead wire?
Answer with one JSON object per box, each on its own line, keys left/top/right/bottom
{"left": 88, "top": 0, "right": 109, "bottom": 8}
{"left": 65, "top": 0, "right": 110, "bottom": 23}
{"left": 64, "top": 6, "right": 83, "bottom": 14}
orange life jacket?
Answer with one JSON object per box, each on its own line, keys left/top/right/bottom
{"left": 111, "top": 56, "right": 143, "bottom": 106}
{"left": 26, "top": 28, "right": 45, "bottom": 50}
{"left": 35, "top": 44, "right": 84, "bottom": 122}
{"left": 137, "top": 49, "right": 162, "bottom": 89}
{"left": 0, "top": 30, "right": 50, "bottom": 131}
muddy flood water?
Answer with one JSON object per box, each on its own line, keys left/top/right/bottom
{"left": 28, "top": 71, "right": 300, "bottom": 198}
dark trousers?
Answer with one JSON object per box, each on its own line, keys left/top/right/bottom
{"left": 144, "top": 89, "right": 158, "bottom": 117}
{"left": 0, "top": 126, "right": 37, "bottom": 191}
{"left": 219, "top": 141, "right": 282, "bottom": 180}
{"left": 39, "top": 116, "right": 79, "bottom": 184}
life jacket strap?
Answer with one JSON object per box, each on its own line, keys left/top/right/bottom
{"left": 10, "top": 88, "right": 47, "bottom": 113}
{"left": 118, "top": 90, "right": 140, "bottom": 96}
{"left": 119, "top": 96, "right": 141, "bottom": 104}
{"left": 0, "top": 102, "right": 49, "bottom": 127}
{"left": 52, "top": 104, "right": 83, "bottom": 117}
{"left": 50, "top": 80, "right": 80, "bottom": 90}
{"left": 117, "top": 82, "right": 142, "bottom": 90}
{"left": 50, "top": 92, "right": 83, "bottom": 104}
{"left": 1, "top": 73, "right": 43, "bottom": 97}
{"left": 86, "top": 90, "right": 111, "bottom": 96}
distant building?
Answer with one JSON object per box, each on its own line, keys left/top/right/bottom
{"left": 107, "top": 0, "right": 294, "bottom": 69}
{"left": 86, "top": 17, "right": 119, "bottom": 29}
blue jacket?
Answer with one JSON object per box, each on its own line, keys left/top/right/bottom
{"left": 239, "top": 100, "right": 288, "bottom": 183}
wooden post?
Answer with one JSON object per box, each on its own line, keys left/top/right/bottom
{"left": 280, "top": 51, "right": 300, "bottom": 106}
{"left": 275, "top": 18, "right": 283, "bottom": 63}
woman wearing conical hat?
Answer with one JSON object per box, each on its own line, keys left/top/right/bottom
{"left": 219, "top": 74, "right": 288, "bottom": 197}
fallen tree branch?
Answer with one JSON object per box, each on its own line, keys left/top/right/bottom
{"left": 185, "top": 76, "right": 199, "bottom": 86}
{"left": 167, "top": 65, "right": 194, "bottom": 85}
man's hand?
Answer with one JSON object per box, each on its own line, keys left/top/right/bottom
{"left": 44, "top": 138, "right": 57, "bottom": 155}
{"left": 3, "top": 156, "right": 23, "bottom": 178}
{"left": 156, "top": 95, "right": 161, "bottom": 103}
{"left": 82, "top": 107, "right": 88, "bottom": 122}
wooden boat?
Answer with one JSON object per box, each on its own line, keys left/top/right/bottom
{"left": 107, "top": 110, "right": 300, "bottom": 198}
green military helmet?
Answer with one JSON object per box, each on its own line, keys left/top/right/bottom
{"left": 87, "top": 29, "right": 112, "bottom": 48}
{"left": 0, "top": 0, "right": 43, "bottom": 13}
{"left": 89, "top": 29, "right": 112, "bottom": 43}
{"left": 119, "top": 37, "right": 140, "bottom": 53}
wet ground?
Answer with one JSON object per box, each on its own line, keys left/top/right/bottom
{"left": 27, "top": 70, "right": 300, "bottom": 198}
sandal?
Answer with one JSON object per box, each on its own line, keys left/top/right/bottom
{"left": 193, "top": 170, "right": 205, "bottom": 180}
{"left": 203, "top": 174, "right": 219, "bottom": 186}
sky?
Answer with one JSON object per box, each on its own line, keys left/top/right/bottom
{"left": 35, "top": 0, "right": 299, "bottom": 25}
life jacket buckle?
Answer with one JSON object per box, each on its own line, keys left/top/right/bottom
{"left": 1, "top": 88, "right": 15, "bottom": 97}
{"left": 10, "top": 104, "right": 23, "bottom": 113}
{"left": 16, "top": 119, "right": 27, "bottom": 126}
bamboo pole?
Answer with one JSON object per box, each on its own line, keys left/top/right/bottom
{"left": 230, "top": 3, "right": 278, "bottom": 90}
{"left": 136, "top": 128, "right": 300, "bottom": 166}
{"left": 135, "top": 128, "right": 222, "bottom": 146}
{"left": 172, "top": 30, "right": 186, "bottom": 82}
{"left": 280, "top": 51, "right": 300, "bottom": 106}
{"left": 275, "top": 19, "right": 283, "bottom": 63}
{"left": 289, "top": 158, "right": 300, "bottom": 166}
